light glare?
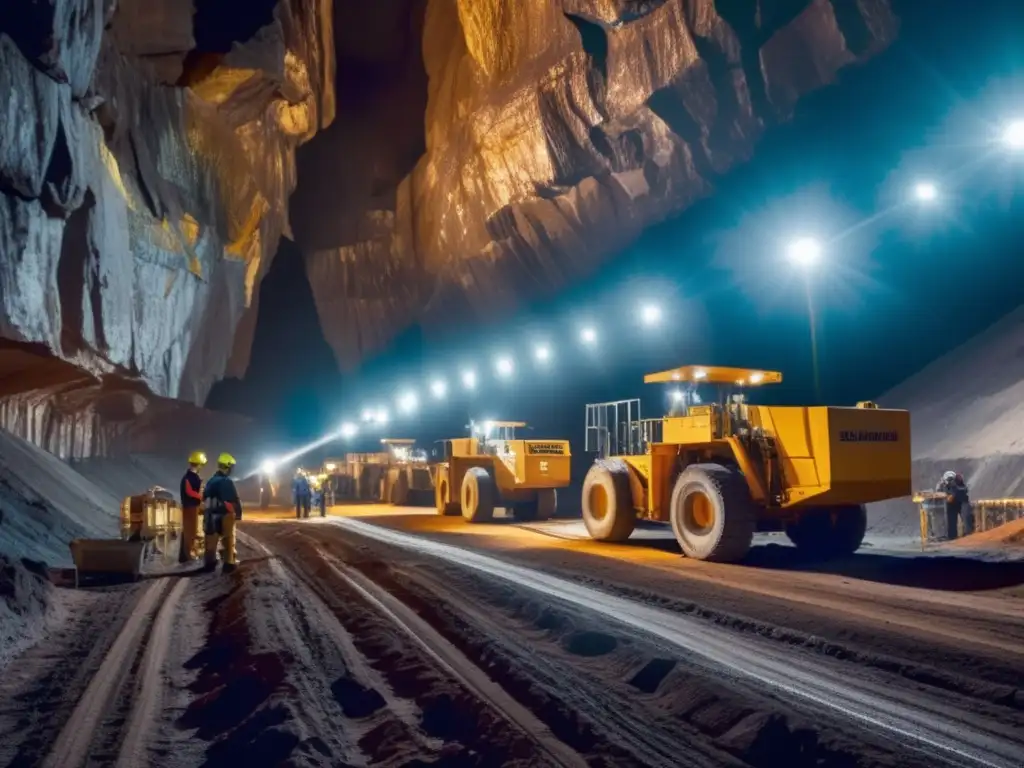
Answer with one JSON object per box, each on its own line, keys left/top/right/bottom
{"left": 376, "top": 408, "right": 389, "bottom": 424}
{"left": 913, "top": 181, "right": 938, "bottom": 202}
{"left": 397, "top": 391, "right": 418, "bottom": 413}
{"left": 430, "top": 378, "right": 447, "bottom": 398}
{"left": 534, "top": 343, "right": 551, "bottom": 362}
{"left": 461, "top": 369, "right": 477, "bottom": 390}
{"left": 260, "top": 459, "right": 276, "bottom": 474}
{"left": 1003, "top": 120, "right": 1024, "bottom": 150}
{"left": 787, "top": 237, "right": 822, "bottom": 267}
{"left": 580, "top": 326, "right": 597, "bottom": 345}
{"left": 340, "top": 422, "right": 358, "bottom": 438}
{"left": 495, "top": 356, "right": 514, "bottom": 377}
{"left": 640, "top": 304, "right": 662, "bottom": 326}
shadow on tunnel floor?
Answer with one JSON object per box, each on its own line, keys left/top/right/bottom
{"left": 739, "top": 543, "right": 1024, "bottom": 592}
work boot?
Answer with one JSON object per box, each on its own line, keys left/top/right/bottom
{"left": 222, "top": 562, "right": 237, "bottom": 574}
{"left": 202, "top": 561, "right": 217, "bottom": 572}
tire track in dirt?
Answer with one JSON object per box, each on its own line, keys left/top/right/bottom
{"left": 114, "top": 577, "right": 188, "bottom": 768}
{"left": 331, "top": 517, "right": 1024, "bottom": 768}
{"left": 318, "top": 550, "right": 589, "bottom": 768}
{"left": 237, "top": 528, "right": 570, "bottom": 765}
{"left": 42, "top": 576, "right": 178, "bottom": 768}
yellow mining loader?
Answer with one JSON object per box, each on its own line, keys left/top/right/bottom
{"left": 377, "top": 439, "right": 434, "bottom": 505}
{"left": 434, "top": 421, "right": 571, "bottom": 522}
{"left": 582, "top": 366, "right": 911, "bottom": 562}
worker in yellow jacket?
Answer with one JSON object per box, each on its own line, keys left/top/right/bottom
{"left": 202, "top": 453, "right": 242, "bottom": 573}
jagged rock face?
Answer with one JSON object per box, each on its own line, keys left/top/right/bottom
{"left": 0, "top": 0, "right": 334, "bottom": 404}
{"left": 296, "top": 0, "right": 898, "bottom": 367}
{"left": 0, "top": 0, "right": 334, "bottom": 454}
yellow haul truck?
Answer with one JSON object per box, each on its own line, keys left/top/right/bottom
{"left": 434, "top": 421, "right": 571, "bottom": 523}
{"left": 582, "top": 366, "right": 911, "bottom": 562}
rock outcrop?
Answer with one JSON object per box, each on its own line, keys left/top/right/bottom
{"left": 0, "top": 0, "right": 334, "bottom": 453}
{"left": 295, "top": 0, "right": 898, "bottom": 368}
{"left": 0, "top": 0, "right": 899, "bottom": 452}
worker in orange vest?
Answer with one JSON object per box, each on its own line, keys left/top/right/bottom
{"left": 179, "top": 451, "right": 206, "bottom": 563}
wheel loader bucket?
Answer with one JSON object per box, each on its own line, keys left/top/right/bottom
{"left": 69, "top": 538, "right": 147, "bottom": 588}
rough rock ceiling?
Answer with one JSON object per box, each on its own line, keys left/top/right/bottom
{"left": 0, "top": 0, "right": 896, "bottom": 455}
{"left": 0, "top": 0, "right": 333, "bottom": 453}
{"left": 295, "top": 0, "right": 898, "bottom": 369}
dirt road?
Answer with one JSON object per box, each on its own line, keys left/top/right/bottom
{"left": 0, "top": 506, "right": 1021, "bottom": 767}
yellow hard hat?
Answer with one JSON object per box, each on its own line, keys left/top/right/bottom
{"left": 217, "top": 453, "right": 237, "bottom": 467}
{"left": 188, "top": 450, "right": 208, "bottom": 466}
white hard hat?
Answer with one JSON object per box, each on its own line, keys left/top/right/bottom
{"left": 942, "top": 470, "right": 956, "bottom": 481}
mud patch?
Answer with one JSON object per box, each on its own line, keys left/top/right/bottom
{"left": 563, "top": 630, "right": 617, "bottom": 657}
{"left": 331, "top": 676, "right": 386, "bottom": 719}
{"left": 629, "top": 658, "right": 676, "bottom": 693}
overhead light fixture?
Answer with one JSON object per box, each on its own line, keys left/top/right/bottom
{"left": 397, "top": 391, "right": 418, "bottom": 414}
{"left": 461, "top": 369, "right": 477, "bottom": 390}
{"left": 1002, "top": 120, "right": 1024, "bottom": 150}
{"left": 913, "top": 181, "right": 938, "bottom": 203}
{"left": 786, "top": 237, "right": 822, "bottom": 268}
{"left": 534, "top": 343, "right": 551, "bottom": 363}
{"left": 495, "top": 356, "right": 514, "bottom": 378}
{"left": 580, "top": 326, "right": 597, "bottom": 345}
{"left": 430, "top": 378, "right": 447, "bottom": 399}
{"left": 340, "top": 422, "right": 358, "bottom": 438}
{"left": 640, "top": 303, "right": 662, "bottom": 326}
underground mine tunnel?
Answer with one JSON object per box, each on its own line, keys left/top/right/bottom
{"left": 1, "top": 2, "right": 1024, "bottom": 767}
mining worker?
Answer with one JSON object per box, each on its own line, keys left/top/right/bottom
{"left": 179, "top": 451, "right": 207, "bottom": 563}
{"left": 936, "top": 470, "right": 970, "bottom": 540}
{"left": 293, "top": 468, "right": 311, "bottom": 519}
{"left": 202, "top": 453, "right": 242, "bottom": 573}
{"left": 312, "top": 477, "right": 327, "bottom": 517}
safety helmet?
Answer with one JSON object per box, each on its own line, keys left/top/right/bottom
{"left": 217, "top": 453, "right": 237, "bottom": 468}
{"left": 188, "top": 450, "right": 208, "bottom": 466}
{"left": 942, "top": 470, "right": 956, "bottom": 482}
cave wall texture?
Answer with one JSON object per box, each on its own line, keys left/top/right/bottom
{"left": 293, "top": 0, "right": 898, "bottom": 368}
{"left": 0, "top": 0, "right": 897, "bottom": 457}
{"left": 0, "top": 0, "right": 334, "bottom": 456}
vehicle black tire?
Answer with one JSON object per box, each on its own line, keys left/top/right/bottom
{"left": 582, "top": 459, "right": 635, "bottom": 542}
{"left": 435, "top": 476, "right": 458, "bottom": 515}
{"left": 670, "top": 463, "right": 756, "bottom": 562}
{"left": 461, "top": 467, "right": 496, "bottom": 522}
{"left": 514, "top": 488, "right": 558, "bottom": 522}
{"left": 786, "top": 505, "right": 867, "bottom": 558}
{"left": 391, "top": 472, "right": 410, "bottom": 506}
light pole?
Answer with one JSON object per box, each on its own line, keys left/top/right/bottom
{"left": 786, "top": 237, "right": 823, "bottom": 402}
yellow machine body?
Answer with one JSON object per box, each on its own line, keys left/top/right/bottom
{"left": 621, "top": 403, "right": 911, "bottom": 522}
{"left": 593, "top": 364, "right": 911, "bottom": 522}
{"left": 434, "top": 423, "right": 571, "bottom": 511}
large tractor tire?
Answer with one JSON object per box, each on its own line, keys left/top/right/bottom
{"left": 515, "top": 488, "right": 558, "bottom": 522}
{"left": 582, "top": 459, "right": 635, "bottom": 542}
{"left": 786, "top": 505, "right": 867, "bottom": 558}
{"left": 461, "top": 467, "right": 496, "bottom": 523}
{"left": 670, "top": 463, "right": 756, "bottom": 562}
{"left": 435, "top": 475, "right": 459, "bottom": 516}
{"left": 391, "top": 471, "right": 410, "bottom": 506}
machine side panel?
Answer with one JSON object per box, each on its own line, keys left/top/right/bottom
{"left": 619, "top": 454, "right": 654, "bottom": 518}
{"left": 823, "top": 407, "right": 912, "bottom": 504}
{"left": 663, "top": 415, "right": 714, "bottom": 444}
{"left": 756, "top": 407, "right": 825, "bottom": 504}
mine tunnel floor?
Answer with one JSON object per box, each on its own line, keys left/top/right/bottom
{"left": 1, "top": 506, "right": 1022, "bottom": 767}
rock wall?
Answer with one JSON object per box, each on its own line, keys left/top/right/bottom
{"left": 295, "top": 0, "right": 899, "bottom": 367}
{"left": 0, "top": 0, "right": 334, "bottom": 413}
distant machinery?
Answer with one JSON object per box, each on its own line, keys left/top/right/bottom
{"left": 433, "top": 421, "right": 572, "bottom": 523}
